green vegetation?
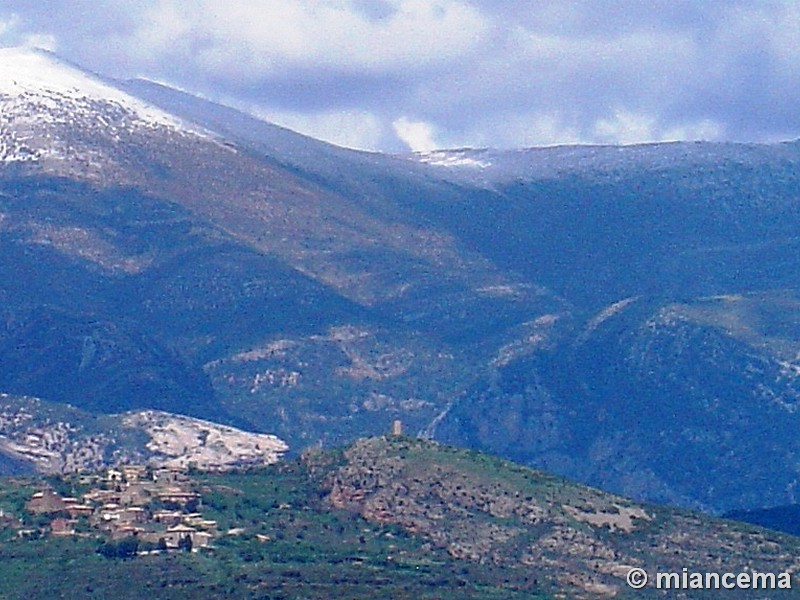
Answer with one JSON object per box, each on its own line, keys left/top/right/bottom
{"left": 316, "top": 436, "right": 800, "bottom": 598}
{"left": 0, "top": 457, "right": 550, "bottom": 600}
{"left": 97, "top": 535, "right": 139, "bottom": 559}
{"left": 0, "top": 436, "right": 798, "bottom": 599}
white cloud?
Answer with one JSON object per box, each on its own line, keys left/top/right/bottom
{"left": 662, "top": 119, "right": 724, "bottom": 142}
{"left": 593, "top": 111, "right": 724, "bottom": 145}
{"left": 21, "top": 32, "right": 56, "bottom": 50}
{"left": 392, "top": 117, "right": 439, "bottom": 152}
{"left": 593, "top": 111, "right": 658, "bottom": 145}
{"left": 0, "top": 14, "right": 18, "bottom": 38}
{"left": 258, "top": 107, "right": 388, "bottom": 151}
{"left": 0, "top": 13, "right": 56, "bottom": 51}
{"left": 3, "top": 0, "right": 800, "bottom": 149}
{"left": 493, "top": 113, "right": 584, "bottom": 148}
{"left": 126, "top": 0, "right": 488, "bottom": 80}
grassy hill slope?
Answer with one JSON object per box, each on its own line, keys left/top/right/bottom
{"left": 0, "top": 437, "right": 797, "bottom": 598}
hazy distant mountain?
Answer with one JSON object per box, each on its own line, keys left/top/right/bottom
{"left": 3, "top": 47, "right": 800, "bottom": 513}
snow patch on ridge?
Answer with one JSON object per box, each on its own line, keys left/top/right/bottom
{"left": 0, "top": 47, "right": 188, "bottom": 129}
{"left": 0, "top": 47, "right": 206, "bottom": 164}
{"left": 414, "top": 149, "right": 491, "bottom": 168}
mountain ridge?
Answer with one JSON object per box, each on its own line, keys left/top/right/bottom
{"left": 3, "top": 47, "right": 800, "bottom": 514}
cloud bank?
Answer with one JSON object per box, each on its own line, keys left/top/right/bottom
{"left": 1, "top": 0, "right": 799, "bottom": 151}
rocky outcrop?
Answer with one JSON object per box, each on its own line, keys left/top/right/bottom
{"left": 0, "top": 394, "right": 287, "bottom": 474}
{"left": 123, "top": 410, "right": 287, "bottom": 470}
{"left": 315, "top": 437, "right": 800, "bottom": 598}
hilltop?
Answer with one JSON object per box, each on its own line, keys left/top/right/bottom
{"left": 0, "top": 436, "right": 797, "bottom": 599}
{"left": 311, "top": 436, "right": 800, "bottom": 597}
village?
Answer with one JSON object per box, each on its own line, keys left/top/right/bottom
{"left": 20, "top": 464, "right": 217, "bottom": 553}
{"left": 0, "top": 421, "right": 410, "bottom": 557}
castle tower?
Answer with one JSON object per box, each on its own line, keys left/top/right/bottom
{"left": 391, "top": 419, "right": 403, "bottom": 437}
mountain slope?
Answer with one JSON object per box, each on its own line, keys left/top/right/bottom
{"left": 0, "top": 48, "right": 563, "bottom": 458}
{"left": 0, "top": 436, "right": 799, "bottom": 599}
{"left": 4, "top": 47, "right": 800, "bottom": 514}
{"left": 311, "top": 436, "right": 800, "bottom": 598}
{"left": 436, "top": 292, "right": 800, "bottom": 512}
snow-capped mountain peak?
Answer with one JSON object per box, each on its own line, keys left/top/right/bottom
{"left": 0, "top": 46, "right": 203, "bottom": 167}
{"left": 0, "top": 47, "right": 190, "bottom": 128}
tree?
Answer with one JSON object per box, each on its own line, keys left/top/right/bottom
{"left": 97, "top": 536, "right": 139, "bottom": 559}
{"left": 97, "top": 542, "right": 116, "bottom": 559}
{"left": 116, "top": 535, "right": 139, "bottom": 559}
{"left": 178, "top": 534, "right": 193, "bottom": 552}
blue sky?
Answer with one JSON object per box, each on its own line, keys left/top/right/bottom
{"left": 1, "top": 1, "right": 798, "bottom": 152}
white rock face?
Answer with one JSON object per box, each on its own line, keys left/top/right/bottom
{"left": 0, "top": 395, "right": 288, "bottom": 474}
{"left": 123, "top": 410, "right": 288, "bottom": 470}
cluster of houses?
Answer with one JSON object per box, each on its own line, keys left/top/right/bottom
{"left": 23, "top": 465, "right": 216, "bottom": 550}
